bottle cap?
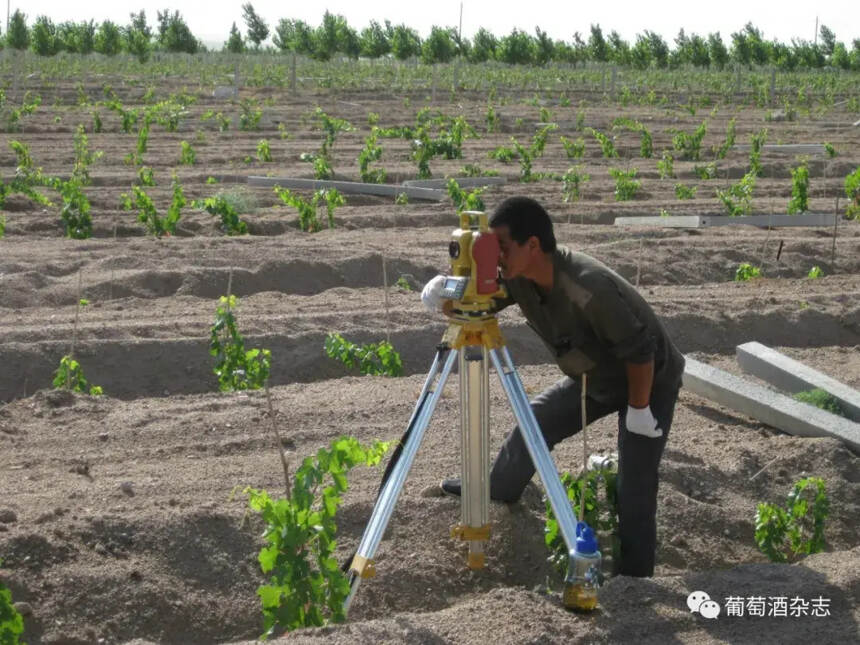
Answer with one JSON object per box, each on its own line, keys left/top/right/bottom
{"left": 575, "top": 521, "right": 598, "bottom": 555}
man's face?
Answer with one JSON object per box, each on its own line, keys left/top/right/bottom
{"left": 493, "top": 225, "right": 537, "bottom": 280}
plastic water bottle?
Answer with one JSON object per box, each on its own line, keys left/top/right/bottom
{"left": 563, "top": 521, "right": 602, "bottom": 612}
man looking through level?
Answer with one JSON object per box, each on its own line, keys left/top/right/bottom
{"left": 421, "top": 196, "right": 685, "bottom": 577}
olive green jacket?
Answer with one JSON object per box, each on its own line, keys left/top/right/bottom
{"left": 494, "top": 246, "right": 685, "bottom": 405}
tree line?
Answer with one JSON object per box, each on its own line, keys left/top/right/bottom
{"left": 3, "top": 5, "right": 860, "bottom": 72}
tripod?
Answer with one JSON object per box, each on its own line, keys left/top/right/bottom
{"left": 343, "top": 310, "right": 583, "bottom": 613}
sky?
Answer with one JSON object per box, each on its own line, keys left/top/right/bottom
{"left": 10, "top": 1, "right": 860, "bottom": 50}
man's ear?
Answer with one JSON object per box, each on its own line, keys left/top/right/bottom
{"left": 528, "top": 235, "right": 541, "bottom": 254}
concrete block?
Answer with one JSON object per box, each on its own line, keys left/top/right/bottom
{"left": 682, "top": 357, "right": 860, "bottom": 452}
{"left": 736, "top": 342, "right": 860, "bottom": 422}
{"left": 247, "top": 177, "right": 445, "bottom": 201}
{"left": 402, "top": 177, "right": 507, "bottom": 189}
{"left": 615, "top": 213, "right": 833, "bottom": 228}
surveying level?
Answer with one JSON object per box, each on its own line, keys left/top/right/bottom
{"left": 343, "top": 211, "right": 586, "bottom": 613}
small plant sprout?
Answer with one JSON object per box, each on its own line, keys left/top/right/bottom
{"left": 717, "top": 171, "right": 756, "bottom": 217}
{"left": 209, "top": 294, "right": 271, "bottom": 391}
{"left": 674, "top": 183, "right": 697, "bottom": 200}
{"left": 192, "top": 194, "right": 248, "bottom": 236}
{"left": 657, "top": 150, "right": 675, "bottom": 179}
{"left": 670, "top": 120, "right": 707, "bottom": 161}
{"left": 823, "top": 142, "right": 836, "bottom": 158}
{"left": 608, "top": 167, "right": 640, "bottom": 201}
{"left": 755, "top": 477, "right": 828, "bottom": 563}
{"left": 138, "top": 166, "right": 156, "bottom": 186}
{"left": 587, "top": 127, "right": 618, "bottom": 159}
{"left": 562, "top": 166, "right": 589, "bottom": 203}
{"left": 243, "top": 437, "right": 390, "bottom": 636}
{"left": 560, "top": 136, "right": 585, "bottom": 159}
{"left": 735, "top": 262, "right": 761, "bottom": 282}
{"left": 395, "top": 276, "right": 413, "bottom": 291}
{"left": 324, "top": 333, "right": 403, "bottom": 377}
{"left": 787, "top": 158, "right": 810, "bottom": 214}
{"left": 179, "top": 141, "right": 196, "bottom": 165}
{"left": 257, "top": 139, "right": 272, "bottom": 162}
{"left": 53, "top": 355, "right": 103, "bottom": 395}
{"left": 749, "top": 128, "right": 768, "bottom": 176}
{"left": 843, "top": 166, "right": 860, "bottom": 219}
{"left": 239, "top": 98, "right": 263, "bottom": 131}
{"left": 446, "top": 178, "right": 485, "bottom": 214}
{"left": 793, "top": 389, "right": 844, "bottom": 416}
{"left": 358, "top": 127, "right": 386, "bottom": 183}
{"left": 274, "top": 187, "right": 345, "bottom": 232}
{"left": 807, "top": 266, "right": 823, "bottom": 279}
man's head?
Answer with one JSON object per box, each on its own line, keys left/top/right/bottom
{"left": 489, "top": 197, "right": 556, "bottom": 280}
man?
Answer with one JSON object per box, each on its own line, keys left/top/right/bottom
{"left": 421, "top": 196, "right": 685, "bottom": 577}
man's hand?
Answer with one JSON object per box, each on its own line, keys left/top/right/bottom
{"left": 625, "top": 405, "right": 663, "bottom": 438}
{"left": 421, "top": 275, "right": 447, "bottom": 313}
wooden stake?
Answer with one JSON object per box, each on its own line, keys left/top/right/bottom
{"left": 265, "top": 384, "right": 291, "bottom": 497}
{"left": 635, "top": 238, "right": 643, "bottom": 287}
{"left": 831, "top": 197, "right": 839, "bottom": 268}
{"left": 579, "top": 373, "right": 588, "bottom": 522}
{"left": 382, "top": 253, "right": 390, "bottom": 344}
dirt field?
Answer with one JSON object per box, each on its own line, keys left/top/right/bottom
{"left": 1, "top": 77, "right": 859, "bottom": 644}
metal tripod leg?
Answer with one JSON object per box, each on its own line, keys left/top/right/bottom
{"left": 343, "top": 347, "right": 458, "bottom": 613}
{"left": 453, "top": 346, "right": 491, "bottom": 569}
{"left": 488, "top": 347, "right": 579, "bottom": 556}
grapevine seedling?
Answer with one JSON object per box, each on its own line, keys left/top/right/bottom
{"left": 787, "top": 158, "right": 809, "bottom": 214}
{"left": 324, "top": 333, "right": 402, "bottom": 377}
{"left": 717, "top": 172, "right": 756, "bottom": 217}
{"left": 670, "top": 120, "right": 707, "bottom": 161}
{"left": 256, "top": 139, "right": 272, "bottom": 162}
{"left": 446, "top": 178, "right": 485, "bottom": 214}
{"left": 608, "top": 167, "right": 640, "bottom": 201}
{"left": 179, "top": 141, "right": 196, "bottom": 165}
{"left": 843, "top": 166, "right": 859, "bottom": 219}
{"left": 562, "top": 166, "right": 589, "bottom": 204}
{"left": 274, "top": 187, "right": 345, "bottom": 232}
{"left": 0, "top": 562, "right": 25, "bottom": 644}
{"left": 657, "top": 150, "right": 674, "bottom": 179}
{"left": 209, "top": 294, "right": 271, "bottom": 391}
{"left": 674, "top": 183, "right": 697, "bottom": 200}
{"left": 586, "top": 127, "right": 618, "bottom": 159}
{"left": 755, "top": 477, "right": 828, "bottom": 563}
{"left": 560, "top": 136, "right": 585, "bottom": 159}
{"left": 243, "top": 437, "right": 390, "bottom": 636}
{"left": 358, "top": 127, "right": 385, "bottom": 183}
{"left": 807, "top": 266, "right": 823, "bottom": 279}
{"left": 53, "top": 355, "right": 103, "bottom": 395}
{"left": 735, "top": 262, "right": 761, "bottom": 281}
{"left": 545, "top": 466, "right": 619, "bottom": 578}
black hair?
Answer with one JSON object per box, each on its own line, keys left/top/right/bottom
{"left": 488, "top": 196, "right": 556, "bottom": 253}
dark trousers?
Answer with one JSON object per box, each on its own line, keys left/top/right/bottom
{"left": 489, "top": 377, "right": 678, "bottom": 577}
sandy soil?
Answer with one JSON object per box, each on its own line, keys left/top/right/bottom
{"left": 1, "top": 79, "right": 859, "bottom": 644}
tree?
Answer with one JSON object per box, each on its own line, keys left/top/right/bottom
{"left": 469, "top": 27, "right": 497, "bottom": 63}
{"left": 94, "top": 20, "right": 122, "bottom": 56}
{"left": 534, "top": 27, "right": 555, "bottom": 66}
{"left": 588, "top": 24, "right": 608, "bottom": 62}
{"left": 273, "top": 19, "right": 314, "bottom": 55}
{"left": 157, "top": 10, "right": 199, "bottom": 54}
{"left": 818, "top": 24, "right": 836, "bottom": 58}
{"left": 225, "top": 22, "right": 244, "bottom": 53}
{"left": 707, "top": 32, "right": 729, "bottom": 70}
{"left": 242, "top": 3, "right": 268, "bottom": 48}
{"left": 7, "top": 9, "right": 29, "bottom": 50}
{"left": 360, "top": 20, "right": 390, "bottom": 58}
{"left": 30, "top": 16, "right": 59, "bottom": 56}
{"left": 608, "top": 31, "right": 631, "bottom": 66}
{"left": 124, "top": 10, "right": 152, "bottom": 63}
{"left": 390, "top": 23, "right": 421, "bottom": 61}
{"left": 421, "top": 25, "right": 456, "bottom": 64}
{"left": 497, "top": 28, "right": 534, "bottom": 65}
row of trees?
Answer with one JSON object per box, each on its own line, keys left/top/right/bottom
{"left": 3, "top": 6, "right": 860, "bottom": 72}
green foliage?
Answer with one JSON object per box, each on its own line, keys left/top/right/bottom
{"left": 787, "top": 159, "right": 809, "bottom": 214}
{"left": 656, "top": 150, "right": 674, "bottom": 179}
{"left": 755, "top": 477, "right": 828, "bottom": 563}
{"left": 0, "top": 567, "right": 25, "bottom": 645}
{"left": 138, "top": 166, "right": 155, "bottom": 186}
{"left": 485, "top": 104, "right": 499, "bottom": 133}
{"left": 694, "top": 162, "right": 717, "bottom": 180}
{"left": 275, "top": 187, "right": 344, "bottom": 232}
{"left": 749, "top": 128, "right": 768, "bottom": 176}
{"left": 560, "top": 136, "right": 585, "bottom": 159}
{"left": 324, "top": 333, "right": 403, "bottom": 377}
{"left": 192, "top": 195, "right": 248, "bottom": 236}
{"left": 179, "top": 140, "right": 196, "bottom": 165}
{"left": 460, "top": 164, "right": 497, "bottom": 177}
{"left": 3, "top": 91, "right": 41, "bottom": 133}
{"left": 136, "top": 122, "right": 149, "bottom": 155}
{"left": 562, "top": 166, "right": 589, "bottom": 203}
{"left": 72, "top": 124, "right": 102, "bottom": 185}
{"left": 823, "top": 142, "right": 836, "bottom": 158}
{"left": 358, "top": 127, "right": 385, "bottom": 183}
{"left": 244, "top": 437, "right": 390, "bottom": 637}
{"left": 735, "top": 262, "right": 761, "bottom": 281}
{"left": 608, "top": 167, "right": 640, "bottom": 201}
{"left": 257, "top": 139, "right": 272, "bottom": 162}
{"left": 844, "top": 166, "right": 860, "bottom": 219}
{"left": 674, "top": 183, "right": 697, "bottom": 199}
{"left": 313, "top": 107, "right": 354, "bottom": 157}
{"left": 298, "top": 152, "right": 334, "bottom": 181}
{"left": 545, "top": 466, "right": 619, "bottom": 577}
{"left": 715, "top": 117, "right": 736, "bottom": 159}
{"left": 0, "top": 215, "right": 5, "bottom": 238}
{"left": 717, "top": 171, "right": 756, "bottom": 216}
{"left": 395, "top": 276, "right": 413, "bottom": 291}
{"left": 53, "top": 355, "right": 103, "bottom": 395}
{"left": 394, "top": 192, "right": 409, "bottom": 205}
{"left": 793, "top": 389, "right": 845, "bottom": 417}
{"left": 122, "top": 178, "right": 184, "bottom": 237}
{"left": 586, "top": 127, "right": 617, "bottom": 158}
{"left": 1, "top": 140, "right": 52, "bottom": 208}
{"left": 446, "top": 179, "right": 486, "bottom": 214}
{"left": 807, "top": 266, "right": 823, "bottom": 279}
{"left": 209, "top": 294, "right": 271, "bottom": 391}
{"left": 489, "top": 145, "right": 516, "bottom": 163}
{"left": 239, "top": 98, "right": 263, "bottom": 131}
{"left": 54, "top": 176, "right": 93, "bottom": 239}
{"left": 670, "top": 120, "right": 707, "bottom": 160}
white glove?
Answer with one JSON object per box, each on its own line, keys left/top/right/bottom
{"left": 421, "top": 275, "right": 447, "bottom": 313}
{"left": 625, "top": 405, "right": 663, "bottom": 438}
